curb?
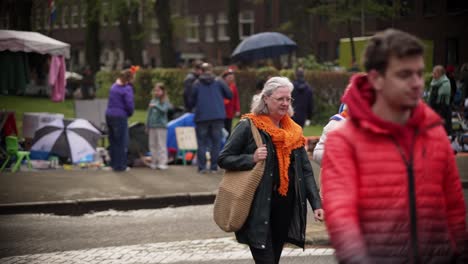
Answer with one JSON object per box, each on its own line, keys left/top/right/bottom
{"left": 0, "top": 192, "right": 216, "bottom": 216}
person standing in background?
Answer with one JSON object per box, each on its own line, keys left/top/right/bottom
{"left": 191, "top": 63, "right": 232, "bottom": 173}
{"left": 146, "top": 83, "right": 172, "bottom": 170}
{"left": 291, "top": 68, "right": 313, "bottom": 127}
{"left": 429, "top": 65, "right": 452, "bottom": 135}
{"left": 222, "top": 68, "right": 240, "bottom": 135}
{"left": 105, "top": 69, "right": 134, "bottom": 172}
{"left": 183, "top": 60, "right": 203, "bottom": 112}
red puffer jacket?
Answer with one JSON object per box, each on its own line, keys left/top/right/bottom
{"left": 322, "top": 74, "right": 467, "bottom": 264}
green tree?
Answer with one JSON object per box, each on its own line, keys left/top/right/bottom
{"left": 154, "top": 0, "right": 177, "bottom": 67}
{"left": 228, "top": 0, "right": 240, "bottom": 52}
{"left": 85, "top": 0, "right": 101, "bottom": 74}
{"left": 278, "top": 0, "right": 319, "bottom": 57}
{"left": 108, "top": 0, "right": 144, "bottom": 66}
{"left": 310, "top": 0, "right": 393, "bottom": 64}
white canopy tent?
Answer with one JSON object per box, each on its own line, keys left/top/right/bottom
{"left": 0, "top": 30, "right": 70, "bottom": 59}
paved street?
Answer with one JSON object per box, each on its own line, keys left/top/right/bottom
{"left": 0, "top": 205, "right": 335, "bottom": 264}
{"left": 0, "top": 237, "right": 336, "bottom": 264}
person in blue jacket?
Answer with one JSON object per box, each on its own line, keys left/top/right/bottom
{"left": 191, "top": 63, "right": 232, "bottom": 173}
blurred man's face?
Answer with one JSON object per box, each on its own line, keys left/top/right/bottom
{"left": 370, "top": 55, "right": 425, "bottom": 110}
{"left": 432, "top": 68, "right": 441, "bottom": 79}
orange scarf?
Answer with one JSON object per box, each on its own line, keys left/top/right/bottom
{"left": 243, "top": 113, "right": 305, "bottom": 196}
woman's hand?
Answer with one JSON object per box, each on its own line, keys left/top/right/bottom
{"left": 253, "top": 144, "right": 267, "bottom": 163}
{"left": 313, "top": 209, "right": 324, "bottom": 222}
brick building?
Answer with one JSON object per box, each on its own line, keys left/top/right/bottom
{"left": 2, "top": 0, "right": 466, "bottom": 71}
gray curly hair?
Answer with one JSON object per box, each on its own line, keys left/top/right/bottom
{"left": 250, "top": 76, "right": 294, "bottom": 116}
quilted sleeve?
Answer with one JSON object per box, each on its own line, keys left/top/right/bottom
{"left": 321, "top": 130, "right": 371, "bottom": 264}
{"left": 443, "top": 143, "right": 468, "bottom": 259}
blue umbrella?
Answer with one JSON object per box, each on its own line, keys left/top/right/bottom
{"left": 231, "top": 32, "right": 297, "bottom": 62}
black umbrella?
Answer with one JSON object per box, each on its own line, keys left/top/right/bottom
{"left": 231, "top": 32, "right": 297, "bottom": 62}
{"left": 31, "top": 118, "right": 101, "bottom": 163}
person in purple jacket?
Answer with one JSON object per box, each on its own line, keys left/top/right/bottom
{"left": 105, "top": 69, "right": 135, "bottom": 172}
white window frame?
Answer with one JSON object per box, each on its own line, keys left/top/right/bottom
{"left": 217, "top": 12, "right": 229, "bottom": 41}
{"left": 101, "top": 2, "right": 109, "bottom": 26}
{"left": 239, "top": 10, "right": 254, "bottom": 39}
{"left": 61, "top": 5, "right": 69, "bottom": 28}
{"left": 150, "top": 18, "right": 160, "bottom": 44}
{"left": 186, "top": 15, "right": 200, "bottom": 43}
{"left": 71, "top": 5, "right": 79, "bottom": 28}
{"left": 204, "top": 14, "right": 214, "bottom": 43}
{"left": 81, "top": 5, "right": 87, "bottom": 27}
{"left": 35, "top": 7, "right": 42, "bottom": 30}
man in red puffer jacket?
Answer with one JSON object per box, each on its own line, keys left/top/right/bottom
{"left": 322, "top": 29, "right": 468, "bottom": 264}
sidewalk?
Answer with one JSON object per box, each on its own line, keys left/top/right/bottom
{"left": 1, "top": 154, "right": 467, "bottom": 246}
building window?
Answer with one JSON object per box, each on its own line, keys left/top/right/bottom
{"left": 34, "top": 7, "right": 43, "bottom": 30}
{"left": 150, "top": 18, "right": 160, "bottom": 43}
{"left": 71, "top": 5, "right": 79, "bottom": 28}
{"left": 62, "top": 5, "right": 69, "bottom": 28}
{"left": 447, "top": 38, "right": 459, "bottom": 66}
{"left": 239, "top": 11, "right": 254, "bottom": 39}
{"left": 447, "top": 0, "right": 468, "bottom": 14}
{"left": 205, "top": 14, "right": 214, "bottom": 43}
{"left": 101, "top": 2, "right": 110, "bottom": 26}
{"left": 318, "top": 42, "right": 328, "bottom": 62}
{"left": 81, "top": 5, "right": 87, "bottom": 27}
{"left": 423, "top": 0, "right": 437, "bottom": 16}
{"left": 400, "top": 0, "right": 415, "bottom": 16}
{"left": 217, "top": 12, "right": 229, "bottom": 41}
{"left": 186, "top": 15, "right": 199, "bottom": 43}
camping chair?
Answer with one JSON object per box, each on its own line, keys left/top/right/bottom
{"left": 0, "top": 136, "right": 32, "bottom": 173}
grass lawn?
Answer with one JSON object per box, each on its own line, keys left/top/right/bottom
{"left": 1, "top": 96, "right": 323, "bottom": 138}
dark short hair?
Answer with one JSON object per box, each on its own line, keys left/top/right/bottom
{"left": 363, "top": 29, "right": 424, "bottom": 73}
{"left": 119, "top": 69, "right": 133, "bottom": 83}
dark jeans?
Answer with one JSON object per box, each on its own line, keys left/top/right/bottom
{"left": 224, "top": 118, "right": 233, "bottom": 136}
{"left": 195, "top": 120, "right": 224, "bottom": 171}
{"left": 106, "top": 115, "right": 129, "bottom": 171}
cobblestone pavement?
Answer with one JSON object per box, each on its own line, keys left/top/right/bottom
{"left": 0, "top": 237, "right": 336, "bottom": 264}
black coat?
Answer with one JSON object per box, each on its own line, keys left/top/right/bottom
{"left": 218, "top": 118, "right": 321, "bottom": 249}
{"left": 291, "top": 79, "right": 313, "bottom": 127}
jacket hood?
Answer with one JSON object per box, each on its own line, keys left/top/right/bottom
{"left": 198, "top": 73, "right": 215, "bottom": 84}
{"left": 430, "top": 74, "right": 449, "bottom": 87}
{"left": 293, "top": 79, "right": 308, "bottom": 92}
{"left": 342, "top": 74, "right": 442, "bottom": 134}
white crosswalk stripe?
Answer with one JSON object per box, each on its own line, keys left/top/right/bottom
{"left": 0, "top": 237, "right": 334, "bottom": 264}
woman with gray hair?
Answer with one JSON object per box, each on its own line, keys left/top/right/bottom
{"left": 218, "top": 76, "right": 324, "bottom": 263}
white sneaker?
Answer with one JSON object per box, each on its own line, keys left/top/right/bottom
{"left": 157, "top": 164, "right": 168, "bottom": 170}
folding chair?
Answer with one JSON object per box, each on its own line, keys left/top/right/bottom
{"left": 0, "top": 136, "right": 32, "bottom": 173}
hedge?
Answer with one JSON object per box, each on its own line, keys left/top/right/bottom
{"left": 95, "top": 68, "right": 352, "bottom": 124}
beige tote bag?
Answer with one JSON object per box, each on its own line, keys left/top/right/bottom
{"left": 213, "top": 119, "right": 265, "bottom": 232}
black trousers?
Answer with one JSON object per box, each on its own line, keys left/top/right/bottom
{"left": 249, "top": 232, "right": 285, "bottom": 264}
{"left": 249, "top": 182, "right": 295, "bottom": 264}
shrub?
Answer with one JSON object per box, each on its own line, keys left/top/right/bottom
{"left": 95, "top": 68, "right": 352, "bottom": 124}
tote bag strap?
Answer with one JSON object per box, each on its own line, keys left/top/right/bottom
{"left": 247, "top": 118, "right": 262, "bottom": 147}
